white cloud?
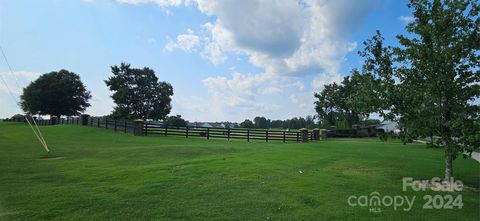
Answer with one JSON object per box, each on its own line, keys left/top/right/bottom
{"left": 125, "top": 0, "right": 375, "bottom": 77}
{"left": 119, "top": 0, "right": 377, "bottom": 121}
{"left": 261, "top": 87, "right": 282, "bottom": 95}
{"left": 116, "top": 0, "right": 183, "bottom": 7}
{"left": 200, "top": 40, "right": 227, "bottom": 65}
{"left": 164, "top": 29, "right": 200, "bottom": 53}
{"left": 311, "top": 72, "right": 343, "bottom": 91}
{"left": 290, "top": 81, "right": 305, "bottom": 91}
{"left": 0, "top": 71, "right": 42, "bottom": 118}
{"left": 193, "top": 0, "right": 373, "bottom": 77}
{"left": 399, "top": 15, "right": 415, "bottom": 25}
{"left": 0, "top": 71, "right": 41, "bottom": 94}
{"left": 171, "top": 71, "right": 316, "bottom": 121}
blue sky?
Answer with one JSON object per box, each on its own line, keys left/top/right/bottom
{"left": 0, "top": 0, "right": 413, "bottom": 122}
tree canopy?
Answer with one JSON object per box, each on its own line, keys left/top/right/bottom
{"left": 350, "top": 0, "right": 479, "bottom": 180}
{"left": 314, "top": 75, "right": 363, "bottom": 128}
{"left": 105, "top": 63, "right": 173, "bottom": 120}
{"left": 20, "top": 69, "right": 91, "bottom": 117}
{"left": 165, "top": 115, "right": 187, "bottom": 127}
{"left": 240, "top": 119, "right": 254, "bottom": 128}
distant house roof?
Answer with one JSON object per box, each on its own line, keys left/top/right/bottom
{"left": 186, "top": 122, "right": 226, "bottom": 128}
{"left": 376, "top": 121, "right": 400, "bottom": 133}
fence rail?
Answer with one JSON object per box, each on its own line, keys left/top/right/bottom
{"left": 9, "top": 117, "right": 319, "bottom": 143}
{"left": 144, "top": 122, "right": 311, "bottom": 143}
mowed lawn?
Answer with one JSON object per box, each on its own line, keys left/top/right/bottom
{"left": 0, "top": 122, "right": 478, "bottom": 221}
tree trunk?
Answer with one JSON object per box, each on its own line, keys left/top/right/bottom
{"left": 444, "top": 149, "right": 453, "bottom": 181}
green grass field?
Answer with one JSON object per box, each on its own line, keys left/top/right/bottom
{"left": 0, "top": 122, "right": 478, "bottom": 220}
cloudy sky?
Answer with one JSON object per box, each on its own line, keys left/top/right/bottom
{"left": 0, "top": 0, "right": 412, "bottom": 121}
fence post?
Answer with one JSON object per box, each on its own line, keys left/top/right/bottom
{"left": 105, "top": 119, "right": 108, "bottom": 129}
{"left": 97, "top": 118, "right": 100, "bottom": 128}
{"left": 77, "top": 114, "right": 90, "bottom": 126}
{"left": 114, "top": 120, "right": 117, "bottom": 131}
{"left": 266, "top": 130, "right": 268, "bottom": 142}
{"left": 50, "top": 116, "right": 57, "bottom": 125}
{"left": 296, "top": 132, "right": 299, "bottom": 142}
{"left": 283, "top": 131, "right": 286, "bottom": 143}
{"left": 320, "top": 129, "right": 327, "bottom": 140}
{"left": 144, "top": 123, "right": 148, "bottom": 136}
{"left": 165, "top": 124, "right": 168, "bottom": 136}
{"left": 133, "top": 119, "right": 144, "bottom": 136}
{"left": 300, "top": 128, "right": 308, "bottom": 143}
{"left": 313, "top": 128, "right": 320, "bottom": 140}
{"left": 207, "top": 128, "right": 210, "bottom": 140}
{"left": 124, "top": 121, "right": 127, "bottom": 133}
{"left": 227, "top": 128, "right": 230, "bottom": 141}
{"left": 247, "top": 129, "right": 250, "bottom": 142}
{"left": 186, "top": 126, "right": 189, "bottom": 138}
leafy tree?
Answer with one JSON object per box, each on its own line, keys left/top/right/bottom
{"left": 314, "top": 83, "right": 341, "bottom": 127}
{"left": 105, "top": 63, "right": 173, "bottom": 120}
{"left": 165, "top": 115, "right": 187, "bottom": 127}
{"left": 270, "top": 120, "right": 284, "bottom": 128}
{"left": 314, "top": 76, "right": 362, "bottom": 128}
{"left": 305, "top": 115, "right": 316, "bottom": 129}
{"left": 253, "top": 116, "right": 268, "bottom": 129}
{"left": 240, "top": 119, "right": 254, "bottom": 128}
{"left": 20, "top": 70, "right": 91, "bottom": 118}
{"left": 360, "top": 119, "right": 381, "bottom": 126}
{"left": 353, "top": 0, "right": 479, "bottom": 180}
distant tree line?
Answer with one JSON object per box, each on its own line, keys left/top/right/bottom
{"left": 240, "top": 115, "right": 380, "bottom": 130}
{"left": 240, "top": 116, "right": 316, "bottom": 130}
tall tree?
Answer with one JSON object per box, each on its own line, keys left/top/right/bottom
{"left": 314, "top": 76, "right": 362, "bottom": 128}
{"left": 20, "top": 70, "right": 91, "bottom": 118}
{"left": 400, "top": 0, "right": 479, "bottom": 180}
{"left": 253, "top": 116, "right": 268, "bottom": 129}
{"left": 305, "top": 115, "right": 316, "bottom": 129}
{"left": 353, "top": 0, "right": 479, "bottom": 180}
{"left": 105, "top": 63, "right": 173, "bottom": 120}
{"left": 240, "top": 119, "right": 254, "bottom": 128}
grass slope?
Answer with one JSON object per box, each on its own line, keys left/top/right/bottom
{"left": 0, "top": 122, "right": 478, "bottom": 220}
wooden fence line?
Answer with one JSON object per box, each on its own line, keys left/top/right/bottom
{"left": 10, "top": 117, "right": 318, "bottom": 143}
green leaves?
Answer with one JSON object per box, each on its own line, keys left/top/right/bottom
{"left": 20, "top": 69, "right": 91, "bottom": 117}
{"left": 345, "top": 0, "right": 479, "bottom": 179}
{"left": 105, "top": 63, "right": 173, "bottom": 120}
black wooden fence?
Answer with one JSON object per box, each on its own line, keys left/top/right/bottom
{"left": 144, "top": 122, "right": 313, "bottom": 143}
{"left": 11, "top": 117, "right": 317, "bottom": 143}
